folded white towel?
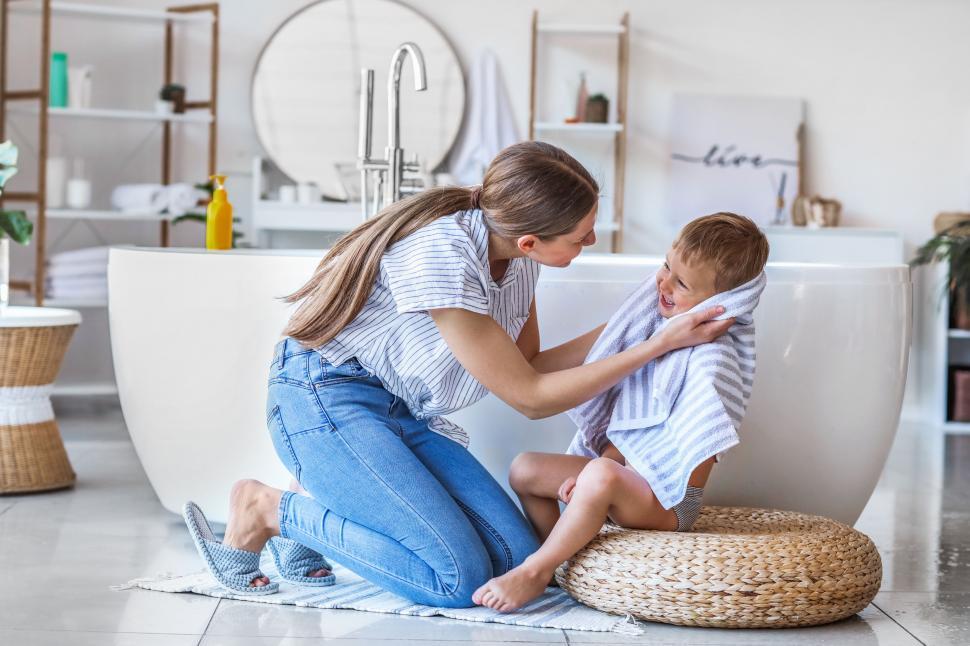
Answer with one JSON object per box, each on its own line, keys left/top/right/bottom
{"left": 46, "top": 274, "right": 106, "bottom": 288}
{"left": 109, "top": 183, "right": 206, "bottom": 217}
{"left": 46, "top": 260, "right": 107, "bottom": 279}
{"left": 165, "top": 182, "right": 206, "bottom": 217}
{"left": 110, "top": 184, "right": 168, "bottom": 215}
{"left": 566, "top": 271, "right": 767, "bottom": 509}
{"left": 46, "top": 285, "right": 108, "bottom": 301}
{"left": 47, "top": 246, "right": 111, "bottom": 267}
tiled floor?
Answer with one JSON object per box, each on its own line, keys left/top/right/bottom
{"left": 0, "top": 400, "right": 967, "bottom": 645}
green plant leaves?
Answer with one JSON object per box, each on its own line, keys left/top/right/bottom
{"left": 912, "top": 220, "right": 970, "bottom": 307}
{"left": 0, "top": 210, "right": 32, "bottom": 244}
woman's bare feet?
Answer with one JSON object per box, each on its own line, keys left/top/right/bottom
{"left": 472, "top": 559, "right": 553, "bottom": 613}
{"left": 220, "top": 478, "right": 333, "bottom": 588}
{"left": 221, "top": 479, "right": 279, "bottom": 587}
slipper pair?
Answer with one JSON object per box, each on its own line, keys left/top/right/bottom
{"left": 182, "top": 501, "right": 336, "bottom": 596}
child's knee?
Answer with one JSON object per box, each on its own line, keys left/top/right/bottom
{"left": 574, "top": 457, "right": 625, "bottom": 500}
{"left": 509, "top": 452, "right": 542, "bottom": 493}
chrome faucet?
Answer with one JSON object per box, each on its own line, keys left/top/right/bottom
{"left": 358, "top": 42, "right": 428, "bottom": 220}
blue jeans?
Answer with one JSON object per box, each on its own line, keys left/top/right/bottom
{"left": 266, "top": 337, "right": 540, "bottom": 607}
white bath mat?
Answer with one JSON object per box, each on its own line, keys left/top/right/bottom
{"left": 116, "top": 555, "right": 642, "bottom": 636}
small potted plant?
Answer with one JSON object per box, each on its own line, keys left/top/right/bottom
{"left": 159, "top": 83, "right": 186, "bottom": 114}
{"left": 0, "top": 141, "right": 34, "bottom": 311}
{"left": 911, "top": 215, "right": 970, "bottom": 329}
{"left": 585, "top": 93, "right": 609, "bottom": 124}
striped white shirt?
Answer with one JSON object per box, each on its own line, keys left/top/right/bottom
{"left": 316, "top": 209, "right": 541, "bottom": 446}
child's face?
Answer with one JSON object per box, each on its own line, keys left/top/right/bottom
{"left": 657, "top": 246, "right": 718, "bottom": 318}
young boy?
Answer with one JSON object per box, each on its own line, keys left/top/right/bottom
{"left": 472, "top": 212, "right": 769, "bottom": 613}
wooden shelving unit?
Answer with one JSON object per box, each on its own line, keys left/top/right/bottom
{"left": 528, "top": 10, "right": 629, "bottom": 252}
{"left": 0, "top": 0, "right": 219, "bottom": 306}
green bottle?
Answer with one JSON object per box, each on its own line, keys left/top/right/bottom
{"left": 49, "top": 52, "right": 68, "bottom": 108}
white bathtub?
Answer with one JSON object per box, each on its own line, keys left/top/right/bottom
{"left": 108, "top": 247, "right": 911, "bottom": 525}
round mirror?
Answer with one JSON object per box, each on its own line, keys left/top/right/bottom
{"left": 252, "top": 0, "right": 466, "bottom": 200}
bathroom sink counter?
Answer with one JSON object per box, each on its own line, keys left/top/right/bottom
{"left": 109, "top": 246, "right": 912, "bottom": 524}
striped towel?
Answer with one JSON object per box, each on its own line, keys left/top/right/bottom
{"left": 566, "top": 271, "right": 767, "bottom": 510}
{"left": 116, "top": 558, "right": 643, "bottom": 635}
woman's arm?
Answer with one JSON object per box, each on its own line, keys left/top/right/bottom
{"left": 514, "top": 297, "right": 609, "bottom": 372}
{"left": 530, "top": 322, "right": 606, "bottom": 373}
{"left": 430, "top": 305, "right": 731, "bottom": 420}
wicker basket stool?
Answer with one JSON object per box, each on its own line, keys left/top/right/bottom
{"left": 0, "top": 307, "right": 81, "bottom": 494}
{"left": 555, "top": 506, "right": 882, "bottom": 629}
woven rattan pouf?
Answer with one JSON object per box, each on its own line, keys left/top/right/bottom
{"left": 555, "top": 506, "right": 882, "bottom": 629}
{"left": 0, "top": 307, "right": 81, "bottom": 494}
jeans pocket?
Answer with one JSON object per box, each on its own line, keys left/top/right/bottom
{"left": 267, "top": 405, "right": 302, "bottom": 481}
{"left": 317, "top": 356, "right": 373, "bottom": 386}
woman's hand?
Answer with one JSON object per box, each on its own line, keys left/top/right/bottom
{"left": 557, "top": 476, "right": 577, "bottom": 504}
{"left": 658, "top": 306, "right": 735, "bottom": 352}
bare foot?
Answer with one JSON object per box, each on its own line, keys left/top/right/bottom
{"left": 472, "top": 560, "right": 552, "bottom": 613}
{"left": 222, "top": 479, "right": 283, "bottom": 588}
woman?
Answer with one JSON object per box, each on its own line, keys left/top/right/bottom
{"left": 183, "top": 141, "right": 732, "bottom": 607}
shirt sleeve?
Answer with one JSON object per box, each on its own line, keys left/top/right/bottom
{"left": 380, "top": 218, "right": 490, "bottom": 315}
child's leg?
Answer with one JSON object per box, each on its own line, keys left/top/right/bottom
{"left": 475, "top": 457, "right": 671, "bottom": 612}
{"left": 509, "top": 452, "right": 591, "bottom": 541}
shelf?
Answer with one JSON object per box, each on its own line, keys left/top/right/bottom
{"left": 46, "top": 208, "right": 172, "bottom": 222}
{"left": 7, "top": 105, "right": 213, "bottom": 124}
{"left": 533, "top": 122, "right": 623, "bottom": 134}
{"left": 10, "top": 1, "right": 215, "bottom": 24}
{"left": 949, "top": 329, "right": 970, "bottom": 339}
{"left": 53, "top": 381, "right": 118, "bottom": 397}
{"left": 537, "top": 23, "right": 626, "bottom": 35}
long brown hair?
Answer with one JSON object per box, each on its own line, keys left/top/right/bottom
{"left": 284, "top": 141, "right": 599, "bottom": 347}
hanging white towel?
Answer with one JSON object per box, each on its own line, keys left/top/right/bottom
{"left": 448, "top": 49, "right": 520, "bottom": 185}
{"left": 566, "top": 271, "right": 767, "bottom": 510}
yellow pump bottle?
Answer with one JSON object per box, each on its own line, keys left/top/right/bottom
{"left": 206, "top": 174, "right": 233, "bottom": 250}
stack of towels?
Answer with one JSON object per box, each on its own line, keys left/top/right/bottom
{"left": 46, "top": 246, "right": 110, "bottom": 302}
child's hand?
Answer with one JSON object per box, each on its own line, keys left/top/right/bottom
{"left": 557, "top": 476, "right": 577, "bottom": 504}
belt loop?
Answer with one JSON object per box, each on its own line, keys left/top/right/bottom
{"left": 277, "top": 338, "right": 288, "bottom": 369}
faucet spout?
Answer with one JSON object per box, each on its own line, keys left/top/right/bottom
{"left": 387, "top": 42, "right": 427, "bottom": 149}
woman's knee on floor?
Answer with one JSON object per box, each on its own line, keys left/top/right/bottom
{"left": 416, "top": 545, "right": 493, "bottom": 608}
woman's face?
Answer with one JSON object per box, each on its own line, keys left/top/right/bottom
{"left": 521, "top": 207, "right": 599, "bottom": 268}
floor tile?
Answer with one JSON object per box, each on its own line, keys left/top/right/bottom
{"left": 0, "top": 629, "right": 200, "bottom": 645}
{"left": 562, "top": 605, "right": 920, "bottom": 644}
{"left": 0, "top": 439, "right": 218, "bottom": 635}
{"left": 1, "top": 408, "right": 966, "bottom": 646}
{"left": 205, "top": 600, "right": 565, "bottom": 642}
{"left": 874, "top": 591, "right": 970, "bottom": 646}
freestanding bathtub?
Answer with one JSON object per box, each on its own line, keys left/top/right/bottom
{"left": 108, "top": 246, "right": 911, "bottom": 525}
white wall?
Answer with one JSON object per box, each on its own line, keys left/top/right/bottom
{"left": 5, "top": 0, "right": 966, "bottom": 398}
{"left": 8, "top": 0, "right": 968, "bottom": 255}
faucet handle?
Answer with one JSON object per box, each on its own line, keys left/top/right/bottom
{"left": 403, "top": 153, "right": 421, "bottom": 173}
